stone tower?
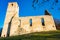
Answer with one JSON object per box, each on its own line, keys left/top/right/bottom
{"left": 1, "top": 2, "right": 19, "bottom": 37}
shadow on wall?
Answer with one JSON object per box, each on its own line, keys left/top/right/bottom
{"left": 0, "top": 28, "right": 2, "bottom": 37}
{"left": 7, "top": 14, "right": 15, "bottom": 37}
{"left": 54, "top": 19, "right": 60, "bottom": 30}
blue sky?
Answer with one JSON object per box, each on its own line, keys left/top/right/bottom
{"left": 0, "top": 0, "right": 60, "bottom": 28}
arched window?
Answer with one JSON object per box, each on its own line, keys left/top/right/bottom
{"left": 30, "top": 19, "right": 32, "bottom": 26}
{"left": 41, "top": 18, "right": 45, "bottom": 26}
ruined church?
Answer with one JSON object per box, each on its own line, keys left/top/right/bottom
{"left": 1, "top": 2, "right": 56, "bottom": 37}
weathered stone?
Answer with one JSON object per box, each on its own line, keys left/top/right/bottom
{"left": 1, "top": 2, "right": 56, "bottom": 37}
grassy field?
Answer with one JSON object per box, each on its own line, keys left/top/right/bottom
{"left": 0, "top": 30, "right": 60, "bottom": 40}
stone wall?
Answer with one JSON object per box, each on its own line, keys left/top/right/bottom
{"left": 10, "top": 15, "right": 56, "bottom": 36}
{"left": 1, "top": 2, "right": 56, "bottom": 37}
{"left": 19, "top": 15, "right": 56, "bottom": 34}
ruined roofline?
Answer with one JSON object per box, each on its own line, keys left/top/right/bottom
{"left": 18, "top": 15, "right": 53, "bottom": 19}
{"left": 19, "top": 10, "right": 52, "bottom": 18}
{"left": 45, "top": 10, "right": 51, "bottom": 16}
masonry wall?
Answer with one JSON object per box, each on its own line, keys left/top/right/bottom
{"left": 19, "top": 15, "right": 56, "bottom": 34}
{"left": 10, "top": 15, "right": 56, "bottom": 36}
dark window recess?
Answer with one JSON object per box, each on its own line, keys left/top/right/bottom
{"left": 41, "top": 18, "right": 45, "bottom": 26}
{"left": 11, "top": 4, "right": 13, "bottom": 6}
{"left": 30, "top": 19, "right": 32, "bottom": 26}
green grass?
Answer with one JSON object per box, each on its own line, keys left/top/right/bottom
{"left": 0, "top": 30, "right": 60, "bottom": 40}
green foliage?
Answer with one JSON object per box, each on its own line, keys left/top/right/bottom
{"left": 0, "top": 30, "right": 60, "bottom": 40}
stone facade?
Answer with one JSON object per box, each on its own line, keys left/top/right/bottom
{"left": 1, "top": 2, "right": 56, "bottom": 37}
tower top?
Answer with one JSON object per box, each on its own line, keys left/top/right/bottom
{"left": 8, "top": 2, "right": 18, "bottom": 7}
{"left": 7, "top": 2, "right": 19, "bottom": 17}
